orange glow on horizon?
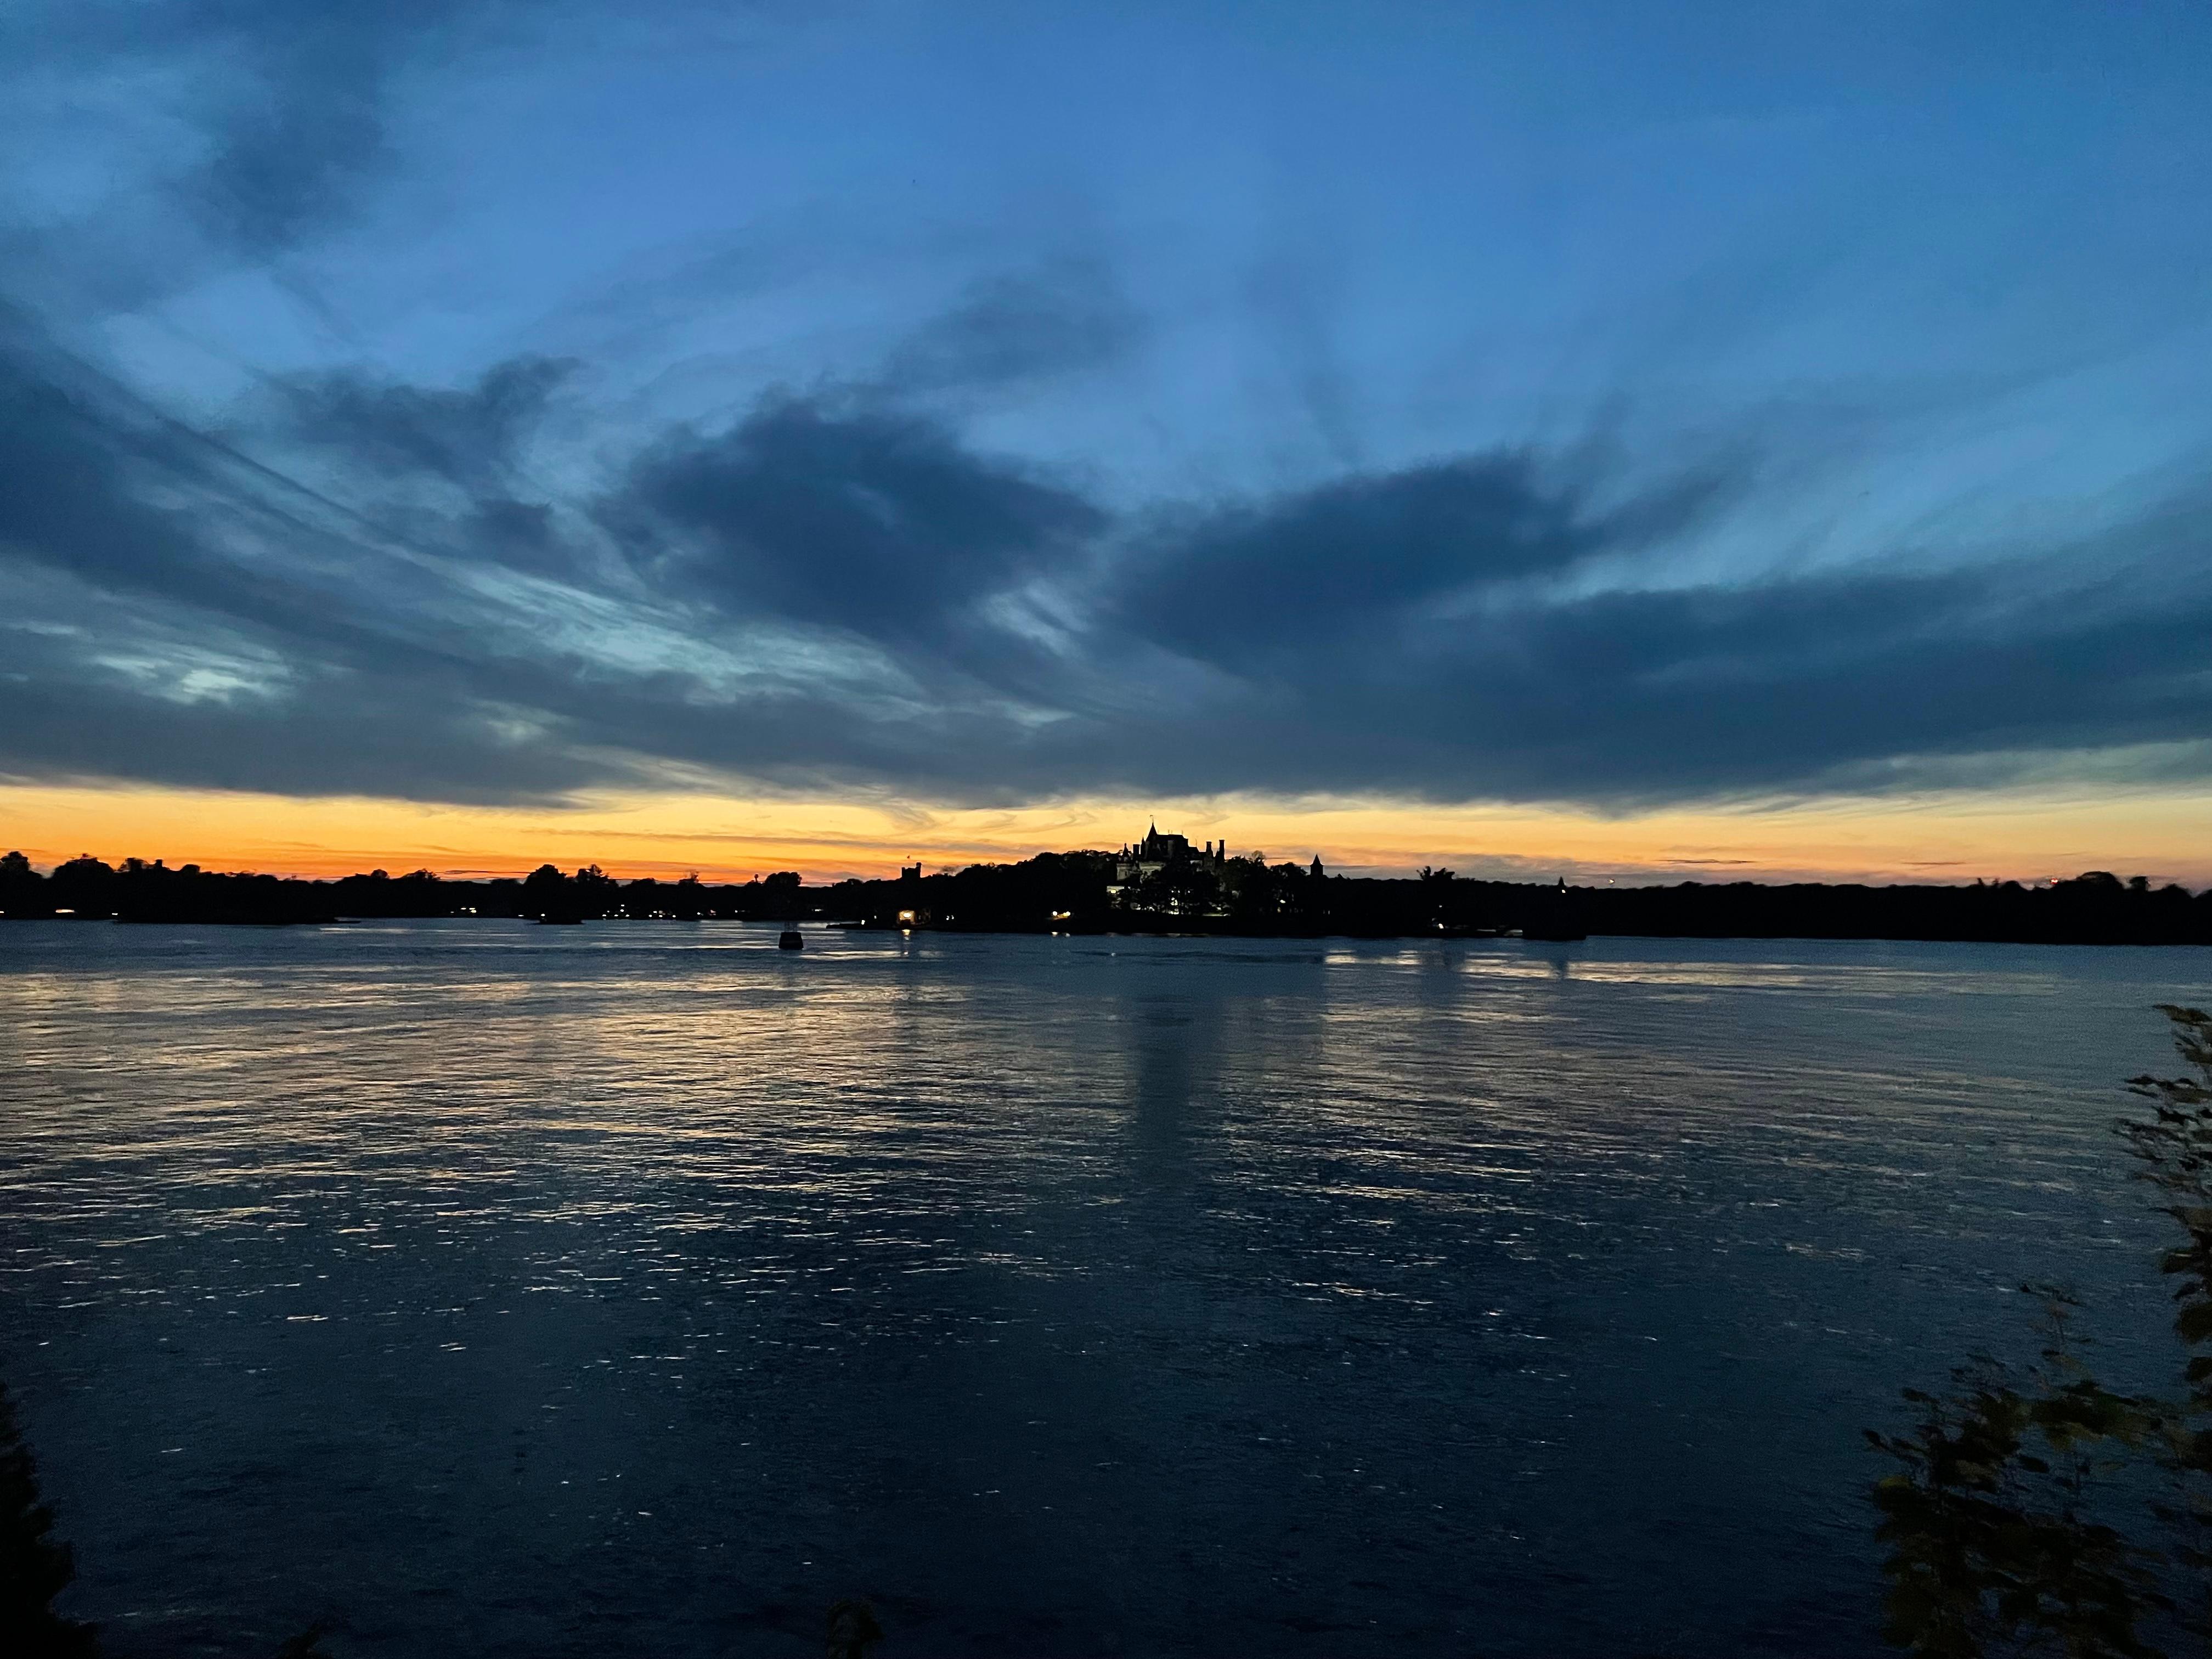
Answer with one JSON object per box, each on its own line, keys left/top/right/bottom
{"left": 3, "top": 780, "right": 2209, "bottom": 889}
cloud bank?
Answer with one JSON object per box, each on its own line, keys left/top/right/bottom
{"left": 7, "top": 315, "right": 2210, "bottom": 812}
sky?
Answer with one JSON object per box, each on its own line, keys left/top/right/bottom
{"left": 2, "top": 1, "right": 2209, "bottom": 882}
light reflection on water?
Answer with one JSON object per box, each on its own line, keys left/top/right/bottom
{"left": 3, "top": 921, "right": 2209, "bottom": 1657}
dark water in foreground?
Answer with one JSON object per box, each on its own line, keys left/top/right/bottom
{"left": 3, "top": 922, "right": 2209, "bottom": 1657}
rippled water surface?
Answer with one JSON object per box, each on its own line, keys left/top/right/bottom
{"left": 4, "top": 921, "right": 2209, "bottom": 1656}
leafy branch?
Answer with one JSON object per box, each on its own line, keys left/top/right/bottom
{"left": 1871, "top": 1006, "right": 2212, "bottom": 1657}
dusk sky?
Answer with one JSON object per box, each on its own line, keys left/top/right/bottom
{"left": 4, "top": 1, "right": 2209, "bottom": 881}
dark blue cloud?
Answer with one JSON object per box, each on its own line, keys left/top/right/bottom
{"left": 878, "top": 259, "right": 1145, "bottom": 395}
{"left": 1111, "top": 454, "right": 1729, "bottom": 666}
{"left": 0, "top": 1, "right": 503, "bottom": 282}
{"left": 614, "top": 398, "right": 1105, "bottom": 637}
{"left": 272, "top": 357, "right": 576, "bottom": 488}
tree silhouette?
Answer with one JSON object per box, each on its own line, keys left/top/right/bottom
{"left": 0, "top": 851, "right": 40, "bottom": 916}
{"left": 0, "top": 1381, "right": 96, "bottom": 1658}
{"left": 1869, "top": 1006, "right": 2212, "bottom": 1656}
{"left": 2120, "top": 1005, "right": 2212, "bottom": 1644}
{"left": 825, "top": 1598, "right": 882, "bottom": 1658}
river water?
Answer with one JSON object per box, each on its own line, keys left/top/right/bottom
{"left": 2, "top": 921, "right": 2208, "bottom": 1657}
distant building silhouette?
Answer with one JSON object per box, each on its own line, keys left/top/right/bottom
{"left": 1523, "top": 876, "right": 1588, "bottom": 941}
{"left": 895, "top": 860, "right": 928, "bottom": 926}
{"left": 1114, "top": 821, "right": 1229, "bottom": 884}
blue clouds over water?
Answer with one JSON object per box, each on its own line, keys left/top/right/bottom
{"left": 2, "top": 1, "right": 2209, "bottom": 809}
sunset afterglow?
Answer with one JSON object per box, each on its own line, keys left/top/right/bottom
{"left": 6, "top": 779, "right": 2207, "bottom": 888}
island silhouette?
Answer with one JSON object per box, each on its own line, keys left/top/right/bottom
{"left": 2, "top": 845, "right": 2204, "bottom": 945}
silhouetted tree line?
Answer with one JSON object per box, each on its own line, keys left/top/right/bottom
{"left": 3, "top": 849, "right": 2207, "bottom": 944}
{"left": 0, "top": 853, "right": 820, "bottom": 927}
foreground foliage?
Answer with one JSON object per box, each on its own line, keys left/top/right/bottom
{"left": 1870, "top": 1006, "right": 2212, "bottom": 1656}
{"left": 0, "top": 1380, "right": 96, "bottom": 1659}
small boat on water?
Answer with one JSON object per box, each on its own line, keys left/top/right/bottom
{"left": 777, "top": 927, "right": 804, "bottom": 950}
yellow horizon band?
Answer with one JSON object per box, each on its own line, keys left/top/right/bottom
{"left": 3, "top": 780, "right": 2207, "bottom": 888}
